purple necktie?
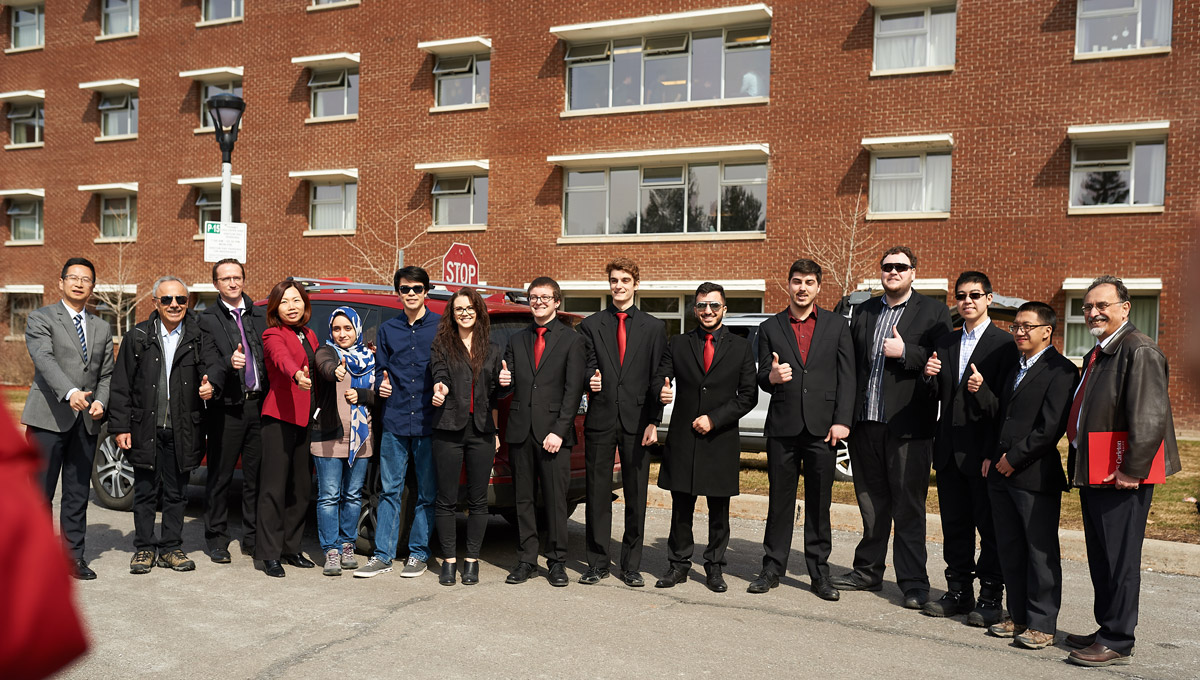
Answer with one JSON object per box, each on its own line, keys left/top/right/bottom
{"left": 233, "top": 309, "right": 257, "bottom": 390}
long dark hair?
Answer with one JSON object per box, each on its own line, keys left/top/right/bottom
{"left": 432, "top": 288, "right": 490, "bottom": 378}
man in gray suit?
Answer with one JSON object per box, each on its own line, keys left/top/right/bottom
{"left": 22, "top": 257, "right": 115, "bottom": 580}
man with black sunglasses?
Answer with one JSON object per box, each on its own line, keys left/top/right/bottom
{"left": 921, "top": 272, "right": 1019, "bottom": 624}
{"left": 833, "top": 246, "right": 951, "bottom": 610}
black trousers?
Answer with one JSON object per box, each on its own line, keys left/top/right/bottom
{"left": 584, "top": 426, "right": 651, "bottom": 573}
{"left": 29, "top": 419, "right": 96, "bottom": 560}
{"left": 433, "top": 421, "right": 494, "bottom": 560}
{"left": 204, "top": 396, "right": 263, "bottom": 551}
{"left": 762, "top": 433, "right": 835, "bottom": 581}
{"left": 132, "top": 428, "right": 189, "bottom": 553}
{"left": 847, "top": 421, "right": 932, "bottom": 592}
{"left": 667, "top": 492, "right": 730, "bottom": 568}
{"left": 1080, "top": 484, "right": 1154, "bottom": 655}
{"left": 510, "top": 437, "right": 571, "bottom": 565}
{"left": 255, "top": 416, "right": 311, "bottom": 561}
{"left": 936, "top": 459, "right": 1002, "bottom": 586}
{"left": 989, "top": 477, "right": 1062, "bottom": 633}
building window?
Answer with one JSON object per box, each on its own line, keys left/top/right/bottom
{"left": 432, "top": 175, "right": 487, "bottom": 226}
{"left": 1076, "top": 0, "right": 1172, "bottom": 55}
{"left": 868, "top": 152, "right": 951, "bottom": 214}
{"left": 7, "top": 103, "right": 43, "bottom": 145}
{"left": 309, "top": 182, "right": 356, "bottom": 231}
{"left": 203, "top": 0, "right": 242, "bottom": 22}
{"left": 566, "top": 25, "right": 770, "bottom": 111}
{"left": 99, "top": 93, "right": 138, "bottom": 137}
{"left": 563, "top": 161, "right": 766, "bottom": 236}
{"left": 196, "top": 190, "right": 240, "bottom": 234}
{"left": 93, "top": 298, "right": 136, "bottom": 339}
{"left": 309, "top": 70, "right": 359, "bottom": 118}
{"left": 1070, "top": 140, "right": 1165, "bottom": 208}
{"left": 200, "top": 81, "right": 243, "bottom": 128}
{"left": 1064, "top": 293, "right": 1159, "bottom": 357}
{"left": 7, "top": 293, "right": 40, "bottom": 337}
{"left": 7, "top": 199, "right": 42, "bottom": 242}
{"left": 873, "top": 5, "right": 956, "bottom": 71}
{"left": 9, "top": 4, "right": 44, "bottom": 49}
{"left": 102, "top": 0, "right": 138, "bottom": 35}
{"left": 100, "top": 196, "right": 136, "bottom": 239}
{"left": 433, "top": 54, "right": 490, "bottom": 107}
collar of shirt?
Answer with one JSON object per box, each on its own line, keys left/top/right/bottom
{"left": 788, "top": 306, "right": 817, "bottom": 323}
{"left": 61, "top": 300, "right": 85, "bottom": 322}
{"left": 609, "top": 304, "right": 637, "bottom": 319}
{"left": 1096, "top": 321, "right": 1130, "bottom": 351}
{"left": 962, "top": 317, "right": 990, "bottom": 340}
{"left": 400, "top": 307, "right": 430, "bottom": 328}
{"left": 1019, "top": 345, "right": 1051, "bottom": 371}
{"left": 219, "top": 297, "right": 246, "bottom": 314}
{"left": 159, "top": 321, "right": 183, "bottom": 342}
{"left": 882, "top": 292, "right": 912, "bottom": 311}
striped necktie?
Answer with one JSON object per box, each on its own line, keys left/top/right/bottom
{"left": 73, "top": 313, "right": 88, "bottom": 363}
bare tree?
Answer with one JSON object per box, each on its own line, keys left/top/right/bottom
{"left": 801, "top": 185, "right": 881, "bottom": 301}
{"left": 89, "top": 231, "right": 151, "bottom": 343}
{"left": 340, "top": 195, "right": 436, "bottom": 285}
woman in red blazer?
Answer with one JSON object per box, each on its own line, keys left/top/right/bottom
{"left": 257, "top": 279, "right": 319, "bottom": 578}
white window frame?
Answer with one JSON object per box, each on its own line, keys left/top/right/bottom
{"left": 101, "top": 0, "right": 138, "bottom": 36}
{"left": 867, "top": 151, "right": 952, "bottom": 217}
{"left": 200, "top": 80, "right": 243, "bottom": 129}
{"left": 7, "top": 292, "right": 42, "bottom": 339}
{"left": 9, "top": 4, "right": 44, "bottom": 50}
{"left": 433, "top": 54, "right": 490, "bottom": 107}
{"left": 1075, "top": 0, "right": 1173, "bottom": 57}
{"left": 308, "top": 182, "right": 357, "bottom": 232}
{"left": 7, "top": 199, "right": 43, "bottom": 242}
{"left": 202, "top": 0, "right": 243, "bottom": 22}
{"left": 7, "top": 103, "right": 43, "bottom": 145}
{"left": 308, "top": 69, "right": 358, "bottom": 118}
{"left": 98, "top": 93, "right": 138, "bottom": 138}
{"left": 432, "top": 175, "right": 487, "bottom": 227}
{"left": 1069, "top": 139, "right": 1165, "bottom": 210}
{"left": 872, "top": 5, "right": 957, "bottom": 74}
{"left": 196, "top": 191, "right": 223, "bottom": 234}
{"left": 100, "top": 195, "right": 137, "bottom": 239}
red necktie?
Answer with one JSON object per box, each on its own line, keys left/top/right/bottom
{"left": 1066, "top": 349, "right": 1097, "bottom": 444}
{"left": 534, "top": 326, "right": 547, "bottom": 369}
{"left": 703, "top": 333, "right": 714, "bottom": 373}
{"left": 616, "top": 312, "right": 628, "bottom": 365}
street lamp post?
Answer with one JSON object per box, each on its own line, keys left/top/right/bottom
{"left": 206, "top": 93, "right": 245, "bottom": 224}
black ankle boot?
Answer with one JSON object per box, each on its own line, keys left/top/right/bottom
{"left": 968, "top": 580, "right": 1005, "bottom": 627}
{"left": 921, "top": 581, "right": 975, "bottom": 617}
{"left": 439, "top": 560, "right": 457, "bottom": 586}
{"left": 461, "top": 560, "right": 479, "bottom": 585}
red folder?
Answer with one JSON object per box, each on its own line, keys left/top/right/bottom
{"left": 1087, "top": 431, "right": 1167, "bottom": 485}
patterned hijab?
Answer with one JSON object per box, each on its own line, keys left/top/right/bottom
{"left": 325, "top": 306, "right": 374, "bottom": 465}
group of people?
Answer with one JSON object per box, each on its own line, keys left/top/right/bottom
{"left": 23, "top": 247, "right": 1179, "bottom": 669}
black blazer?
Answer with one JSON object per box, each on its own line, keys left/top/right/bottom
{"left": 756, "top": 307, "right": 854, "bottom": 438}
{"left": 580, "top": 305, "right": 666, "bottom": 434}
{"left": 198, "top": 293, "right": 270, "bottom": 405}
{"left": 656, "top": 326, "right": 758, "bottom": 497}
{"left": 502, "top": 316, "right": 587, "bottom": 446}
{"left": 849, "top": 291, "right": 952, "bottom": 438}
{"left": 431, "top": 341, "right": 504, "bottom": 434}
{"left": 928, "top": 321, "right": 1020, "bottom": 474}
{"left": 989, "top": 346, "right": 1078, "bottom": 493}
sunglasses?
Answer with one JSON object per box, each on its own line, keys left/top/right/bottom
{"left": 955, "top": 291, "right": 987, "bottom": 301}
{"left": 158, "top": 295, "right": 188, "bottom": 306}
{"left": 694, "top": 301, "right": 724, "bottom": 311}
{"left": 398, "top": 285, "right": 425, "bottom": 295}
{"left": 881, "top": 263, "right": 913, "bottom": 273}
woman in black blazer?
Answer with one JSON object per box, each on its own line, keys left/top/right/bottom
{"left": 430, "top": 287, "right": 504, "bottom": 585}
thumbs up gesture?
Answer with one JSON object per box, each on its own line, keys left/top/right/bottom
{"left": 69, "top": 390, "right": 92, "bottom": 412}
{"left": 768, "top": 351, "right": 792, "bottom": 385}
{"left": 199, "top": 374, "right": 213, "bottom": 401}
{"left": 295, "top": 364, "right": 312, "bottom": 391}
{"left": 883, "top": 325, "right": 905, "bottom": 359}
{"left": 966, "top": 363, "right": 984, "bottom": 393}
{"left": 590, "top": 369, "right": 602, "bottom": 392}
{"left": 231, "top": 343, "right": 246, "bottom": 370}
{"left": 432, "top": 382, "right": 449, "bottom": 407}
{"left": 924, "top": 351, "right": 942, "bottom": 377}
{"left": 335, "top": 357, "right": 348, "bottom": 381}
{"left": 379, "top": 372, "right": 392, "bottom": 398}
{"left": 659, "top": 377, "right": 674, "bottom": 405}
{"left": 499, "top": 359, "right": 512, "bottom": 387}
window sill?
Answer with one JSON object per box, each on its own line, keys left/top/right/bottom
{"left": 869, "top": 64, "right": 955, "bottom": 77}
{"left": 4, "top": 239, "right": 43, "bottom": 247}
{"left": 557, "top": 231, "right": 766, "bottom": 245}
{"left": 5, "top": 336, "right": 26, "bottom": 342}
{"left": 302, "top": 228, "right": 356, "bottom": 237}
{"left": 94, "top": 133, "right": 138, "bottom": 143}
{"left": 96, "top": 31, "right": 138, "bottom": 42}
{"left": 560, "top": 96, "right": 769, "bottom": 119}
{"left": 304, "top": 114, "right": 358, "bottom": 124}
{"left": 195, "top": 16, "right": 244, "bottom": 28}
{"left": 1074, "top": 46, "right": 1171, "bottom": 61}
{"left": 194, "top": 126, "right": 215, "bottom": 135}
{"left": 192, "top": 233, "right": 206, "bottom": 241}
{"left": 307, "top": 0, "right": 360, "bottom": 11}
{"left": 4, "top": 45, "right": 43, "bottom": 55}
{"left": 1067, "top": 205, "right": 1164, "bottom": 215}
{"left": 429, "top": 102, "right": 489, "bottom": 114}
{"left": 865, "top": 211, "right": 950, "bottom": 221}
{"left": 429, "top": 224, "right": 487, "bottom": 233}
{"left": 94, "top": 236, "right": 137, "bottom": 244}
{"left": 4, "top": 141, "right": 43, "bottom": 150}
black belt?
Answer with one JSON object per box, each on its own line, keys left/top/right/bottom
{"left": 243, "top": 390, "right": 265, "bottom": 401}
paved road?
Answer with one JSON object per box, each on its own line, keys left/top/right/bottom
{"left": 56, "top": 493, "right": 1200, "bottom": 680}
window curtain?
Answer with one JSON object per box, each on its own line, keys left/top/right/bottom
{"left": 1129, "top": 295, "right": 1159, "bottom": 340}
{"left": 1145, "top": 0, "right": 1173, "bottom": 47}
{"left": 1134, "top": 142, "right": 1166, "bottom": 205}
{"left": 929, "top": 9, "right": 956, "bottom": 66}
{"left": 313, "top": 200, "right": 342, "bottom": 230}
{"left": 871, "top": 177, "right": 921, "bottom": 213}
{"left": 877, "top": 35, "right": 923, "bottom": 69}
{"left": 924, "top": 153, "right": 952, "bottom": 211}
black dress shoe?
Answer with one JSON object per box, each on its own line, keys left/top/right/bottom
{"left": 548, "top": 562, "right": 569, "bottom": 587}
{"left": 210, "top": 547, "right": 232, "bottom": 564}
{"left": 263, "top": 560, "right": 286, "bottom": 578}
{"left": 620, "top": 570, "right": 645, "bottom": 587}
{"left": 282, "top": 553, "right": 315, "bottom": 568}
{"left": 903, "top": 589, "right": 929, "bottom": 609}
{"left": 578, "top": 567, "right": 610, "bottom": 585}
{"left": 439, "top": 560, "right": 457, "bottom": 586}
{"left": 72, "top": 559, "right": 97, "bottom": 580}
{"left": 705, "top": 565, "right": 727, "bottom": 593}
{"left": 655, "top": 565, "right": 689, "bottom": 588}
{"left": 461, "top": 560, "right": 479, "bottom": 585}
{"left": 747, "top": 571, "right": 780, "bottom": 594}
{"left": 811, "top": 577, "right": 841, "bottom": 601}
{"left": 506, "top": 561, "right": 537, "bottom": 584}
{"left": 1065, "top": 631, "right": 1098, "bottom": 649}
{"left": 829, "top": 572, "right": 882, "bottom": 591}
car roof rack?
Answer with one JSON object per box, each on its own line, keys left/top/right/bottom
{"left": 290, "top": 277, "right": 530, "bottom": 305}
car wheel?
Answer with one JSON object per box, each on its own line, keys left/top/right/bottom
{"left": 834, "top": 441, "right": 853, "bottom": 483}
{"left": 91, "top": 429, "right": 134, "bottom": 511}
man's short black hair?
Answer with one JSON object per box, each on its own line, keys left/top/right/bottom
{"left": 1086, "top": 275, "right": 1130, "bottom": 303}
{"left": 880, "top": 245, "right": 917, "bottom": 268}
{"left": 955, "top": 271, "right": 992, "bottom": 295}
{"left": 394, "top": 266, "right": 431, "bottom": 292}
{"left": 695, "top": 281, "right": 726, "bottom": 303}
{"left": 528, "top": 276, "right": 562, "bottom": 301}
{"left": 211, "top": 258, "right": 245, "bottom": 283}
{"left": 1017, "top": 301, "right": 1057, "bottom": 331}
{"left": 61, "top": 257, "right": 96, "bottom": 281}
{"left": 788, "top": 259, "right": 822, "bottom": 284}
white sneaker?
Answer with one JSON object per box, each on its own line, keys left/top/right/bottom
{"left": 353, "top": 557, "right": 393, "bottom": 578}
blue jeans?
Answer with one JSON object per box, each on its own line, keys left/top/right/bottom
{"left": 313, "top": 455, "right": 370, "bottom": 553}
{"left": 375, "top": 433, "right": 435, "bottom": 563}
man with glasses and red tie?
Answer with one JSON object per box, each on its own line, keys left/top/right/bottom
{"left": 500, "top": 277, "right": 586, "bottom": 587}
{"left": 654, "top": 282, "right": 758, "bottom": 593}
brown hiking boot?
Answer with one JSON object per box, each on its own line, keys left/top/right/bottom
{"left": 988, "top": 619, "right": 1027, "bottom": 638}
{"left": 130, "top": 550, "right": 155, "bottom": 575}
{"left": 156, "top": 549, "right": 196, "bottom": 572}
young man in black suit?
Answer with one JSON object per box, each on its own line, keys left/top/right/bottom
{"left": 832, "top": 246, "right": 952, "bottom": 610}
{"left": 921, "top": 272, "right": 1019, "bottom": 624}
{"left": 654, "top": 282, "right": 758, "bottom": 593}
{"left": 500, "top": 277, "right": 587, "bottom": 587}
{"left": 747, "top": 259, "right": 854, "bottom": 601}
{"left": 579, "top": 258, "right": 666, "bottom": 588}
{"left": 984, "top": 301, "right": 1078, "bottom": 650}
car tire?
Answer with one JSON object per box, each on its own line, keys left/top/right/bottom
{"left": 91, "top": 427, "right": 135, "bottom": 511}
{"left": 834, "top": 441, "right": 853, "bottom": 483}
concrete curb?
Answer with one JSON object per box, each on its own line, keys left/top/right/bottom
{"left": 620, "top": 487, "right": 1200, "bottom": 578}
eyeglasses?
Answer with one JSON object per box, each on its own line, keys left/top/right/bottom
{"left": 881, "top": 263, "right": 913, "bottom": 274}
{"left": 693, "top": 301, "right": 725, "bottom": 311}
{"left": 1009, "top": 324, "right": 1050, "bottom": 334}
{"left": 398, "top": 285, "right": 425, "bottom": 295}
{"left": 955, "top": 291, "right": 987, "bottom": 301}
{"left": 528, "top": 294, "right": 556, "bottom": 305}
{"left": 63, "top": 274, "right": 94, "bottom": 285}
{"left": 453, "top": 306, "right": 476, "bottom": 317}
{"left": 158, "top": 295, "right": 189, "bottom": 306}
{"left": 1081, "top": 301, "right": 1125, "bottom": 313}
{"left": 216, "top": 276, "right": 243, "bottom": 284}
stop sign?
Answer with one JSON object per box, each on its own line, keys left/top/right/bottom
{"left": 442, "top": 242, "right": 479, "bottom": 287}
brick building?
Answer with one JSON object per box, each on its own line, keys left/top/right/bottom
{"left": 1, "top": 0, "right": 1196, "bottom": 426}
